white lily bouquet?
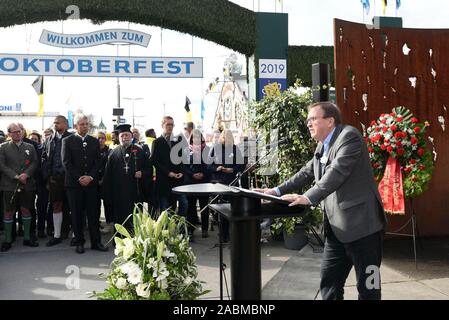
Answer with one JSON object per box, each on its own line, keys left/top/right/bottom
{"left": 92, "top": 208, "right": 207, "bottom": 300}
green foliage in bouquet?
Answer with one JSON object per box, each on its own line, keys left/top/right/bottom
{"left": 92, "top": 207, "right": 208, "bottom": 300}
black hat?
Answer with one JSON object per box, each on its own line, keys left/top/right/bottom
{"left": 116, "top": 124, "right": 132, "bottom": 134}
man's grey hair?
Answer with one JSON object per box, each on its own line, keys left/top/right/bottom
{"left": 74, "top": 113, "right": 88, "bottom": 125}
{"left": 7, "top": 123, "right": 20, "bottom": 133}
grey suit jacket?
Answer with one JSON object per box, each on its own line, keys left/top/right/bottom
{"left": 0, "top": 140, "right": 38, "bottom": 192}
{"left": 278, "top": 124, "right": 386, "bottom": 243}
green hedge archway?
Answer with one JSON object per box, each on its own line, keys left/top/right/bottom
{"left": 0, "top": 0, "right": 256, "bottom": 56}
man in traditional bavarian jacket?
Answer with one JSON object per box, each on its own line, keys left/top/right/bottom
{"left": 0, "top": 123, "right": 39, "bottom": 251}
{"left": 62, "top": 114, "right": 107, "bottom": 254}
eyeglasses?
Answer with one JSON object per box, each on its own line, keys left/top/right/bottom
{"left": 9, "top": 130, "right": 22, "bottom": 134}
{"left": 305, "top": 116, "right": 329, "bottom": 125}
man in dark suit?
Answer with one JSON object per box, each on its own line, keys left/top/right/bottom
{"left": 151, "top": 116, "right": 188, "bottom": 216}
{"left": 260, "top": 102, "right": 386, "bottom": 300}
{"left": 62, "top": 114, "right": 107, "bottom": 254}
{"left": 42, "top": 115, "right": 72, "bottom": 246}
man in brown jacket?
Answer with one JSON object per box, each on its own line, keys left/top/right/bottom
{"left": 0, "top": 123, "right": 39, "bottom": 251}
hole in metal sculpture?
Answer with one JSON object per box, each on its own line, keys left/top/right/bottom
{"left": 360, "top": 122, "right": 366, "bottom": 134}
{"left": 339, "top": 28, "right": 343, "bottom": 43}
{"left": 381, "top": 33, "right": 388, "bottom": 47}
{"left": 361, "top": 50, "right": 366, "bottom": 61}
{"left": 394, "top": 67, "right": 398, "bottom": 75}
{"left": 428, "top": 136, "right": 437, "bottom": 161}
{"left": 367, "top": 75, "right": 371, "bottom": 85}
{"left": 402, "top": 43, "right": 411, "bottom": 55}
{"left": 347, "top": 66, "right": 354, "bottom": 82}
{"left": 429, "top": 49, "right": 433, "bottom": 58}
{"left": 391, "top": 87, "right": 397, "bottom": 93}
{"left": 438, "top": 116, "right": 445, "bottom": 131}
{"left": 369, "top": 36, "right": 374, "bottom": 49}
{"left": 352, "top": 75, "right": 356, "bottom": 91}
{"left": 382, "top": 50, "right": 387, "bottom": 69}
{"left": 409, "top": 77, "right": 417, "bottom": 88}
{"left": 431, "top": 67, "right": 437, "bottom": 81}
{"left": 362, "top": 93, "right": 368, "bottom": 111}
{"left": 343, "top": 87, "right": 347, "bottom": 103}
{"left": 444, "top": 105, "right": 447, "bottom": 113}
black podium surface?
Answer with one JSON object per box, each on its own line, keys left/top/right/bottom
{"left": 172, "top": 183, "right": 307, "bottom": 300}
{"left": 209, "top": 202, "right": 305, "bottom": 221}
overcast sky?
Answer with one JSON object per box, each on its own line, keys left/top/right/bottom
{"left": 1, "top": 0, "right": 449, "bottom": 134}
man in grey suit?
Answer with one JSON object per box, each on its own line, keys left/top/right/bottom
{"left": 261, "top": 102, "right": 386, "bottom": 300}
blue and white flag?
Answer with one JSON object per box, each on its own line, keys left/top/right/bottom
{"left": 67, "top": 110, "right": 74, "bottom": 128}
{"left": 361, "top": 0, "right": 370, "bottom": 14}
{"left": 396, "top": 0, "right": 401, "bottom": 9}
{"left": 201, "top": 100, "right": 205, "bottom": 121}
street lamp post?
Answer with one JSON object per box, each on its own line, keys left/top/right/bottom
{"left": 123, "top": 97, "right": 144, "bottom": 127}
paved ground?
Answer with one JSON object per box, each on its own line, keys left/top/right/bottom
{"left": 0, "top": 228, "right": 297, "bottom": 300}
{"left": 0, "top": 228, "right": 448, "bottom": 300}
{"left": 264, "top": 236, "right": 449, "bottom": 300}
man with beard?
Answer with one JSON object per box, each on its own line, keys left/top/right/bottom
{"left": 103, "top": 124, "right": 152, "bottom": 230}
{"left": 42, "top": 115, "right": 72, "bottom": 245}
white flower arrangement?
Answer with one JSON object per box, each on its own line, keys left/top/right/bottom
{"left": 92, "top": 207, "right": 208, "bottom": 300}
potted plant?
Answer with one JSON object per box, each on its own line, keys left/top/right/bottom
{"left": 270, "top": 207, "right": 322, "bottom": 250}
{"left": 249, "top": 80, "right": 323, "bottom": 248}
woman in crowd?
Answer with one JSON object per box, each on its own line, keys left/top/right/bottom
{"left": 208, "top": 130, "right": 245, "bottom": 242}
{"left": 185, "top": 129, "right": 210, "bottom": 240}
{"left": 97, "top": 131, "right": 113, "bottom": 233}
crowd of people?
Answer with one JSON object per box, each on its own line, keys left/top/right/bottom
{"left": 0, "top": 114, "right": 249, "bottom": 253}
{"left": 0, "top": 101, "right": 387, "bottom": 300}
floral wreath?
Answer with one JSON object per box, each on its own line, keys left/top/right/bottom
{"left": 366, "top": 106, "right": 434, "bottom": 198}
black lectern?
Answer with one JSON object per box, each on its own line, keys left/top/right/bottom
{"left": 172, "top": 183, "right": 307, "bottom": 300}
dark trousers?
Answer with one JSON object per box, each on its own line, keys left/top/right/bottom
{"left": 61, "top": 195, "right": 71, "bottom": 235}
{"left": 36, "top": 184, "right": 50, "bottom": 232}
{"left": 320, "top": 223, "right": 383, "bottom": 300}
{"left": 66, "top": 186, "right": 101, "bottom": 246}
{"left": 98, "top": 185, "right": 113, "bottom": 223}
{"left": 29, "top": 194, "right": 37, "bottom": 236}
{"left": 159, "top": 194, "right": 188, "bottom": 217}
{"left": 0, "top": 191, "right": 3, "bottom": 230}
{"left": 187, "top": 196, "right": 209, "bottom": 232}
{"left": 13, "top": 192, "right": 36, "bottom": 237}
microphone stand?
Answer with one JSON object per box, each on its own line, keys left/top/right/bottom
{"left": 204, "top": 143, "right": 280, "bottom": 300}
{"left": 199, "top": 143, "right": 279, "bottom": 216}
